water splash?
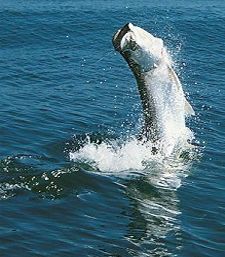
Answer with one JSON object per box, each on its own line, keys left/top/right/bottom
{"left": 70, "top": 136, "right": 154, "bottom": 172}
{"left": 69, "top": 134, "right": 196, "bottom": 185}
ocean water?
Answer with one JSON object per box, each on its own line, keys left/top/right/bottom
{"left": 0, "top": 1, "right": 225, "bottom": 256}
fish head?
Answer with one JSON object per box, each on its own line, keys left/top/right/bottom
{"left": 113, "top": 23, "right": 166, "bottom": 72}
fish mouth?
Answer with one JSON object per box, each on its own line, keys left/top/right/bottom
{"left": 112, "top": 23, "right": 135, "bottom": 52}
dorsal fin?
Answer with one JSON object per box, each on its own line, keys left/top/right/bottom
{"left": 185, "top": 98, "right": 195, "bottom": 116}
{"left": 167, "top": 65, "right": 195, "bottom": 116}
{"left": 167, "top": 66, "right": 182, "bottom": 91}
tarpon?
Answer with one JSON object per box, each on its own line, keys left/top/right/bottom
{"left": 112, "top": 23, "right": 195, "bottom": 156}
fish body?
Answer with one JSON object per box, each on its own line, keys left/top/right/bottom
{"left": 113, "top": 23, "right": 194, "bottom": 156}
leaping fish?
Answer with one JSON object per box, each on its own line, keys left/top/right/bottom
{"left": 112, "top": 23, "right": 195, "bottom": 156}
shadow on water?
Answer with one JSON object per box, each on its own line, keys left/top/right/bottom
{"left": 0, "top": 155, "right": 105, "bottom": 200}
{"left": 0, "top": 133, "right": 115, "bottom": 200}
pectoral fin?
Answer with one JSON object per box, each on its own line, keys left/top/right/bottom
{"left": 185, "top": 98, "right": 195, "bottom": 116}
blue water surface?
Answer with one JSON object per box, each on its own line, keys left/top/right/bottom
{"left": 0, "top": 1, "right": 224, "bottom": 256}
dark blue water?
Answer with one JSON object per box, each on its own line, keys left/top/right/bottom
{"left": 0, "top": 1, "right": 225, "bottom": 256}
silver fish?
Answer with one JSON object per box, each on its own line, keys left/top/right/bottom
{"left": 113, "top": 23, "right": 194, "bottom": 156}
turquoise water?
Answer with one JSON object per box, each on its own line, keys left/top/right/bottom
{"left": 0, "top": 1, "right": 224, "bottom": 256}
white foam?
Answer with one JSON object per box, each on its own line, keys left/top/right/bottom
{"left": 70, "top": 137, "right": 152, "bottom": 172}
{"left": 69, "top": 135, "right": 191, "bottom": 171}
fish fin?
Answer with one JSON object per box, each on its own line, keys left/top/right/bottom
{"left": 167, "top": 66, "right": 182, "bottom": 91}
{"left": 168, "top": 66, "right": 195, "bottom": 116}
{"left": 168, "top": 65, "right": 195, "bottom": 116}
{"left": 185, "top": 98, "right": 195, "bottom": 116}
